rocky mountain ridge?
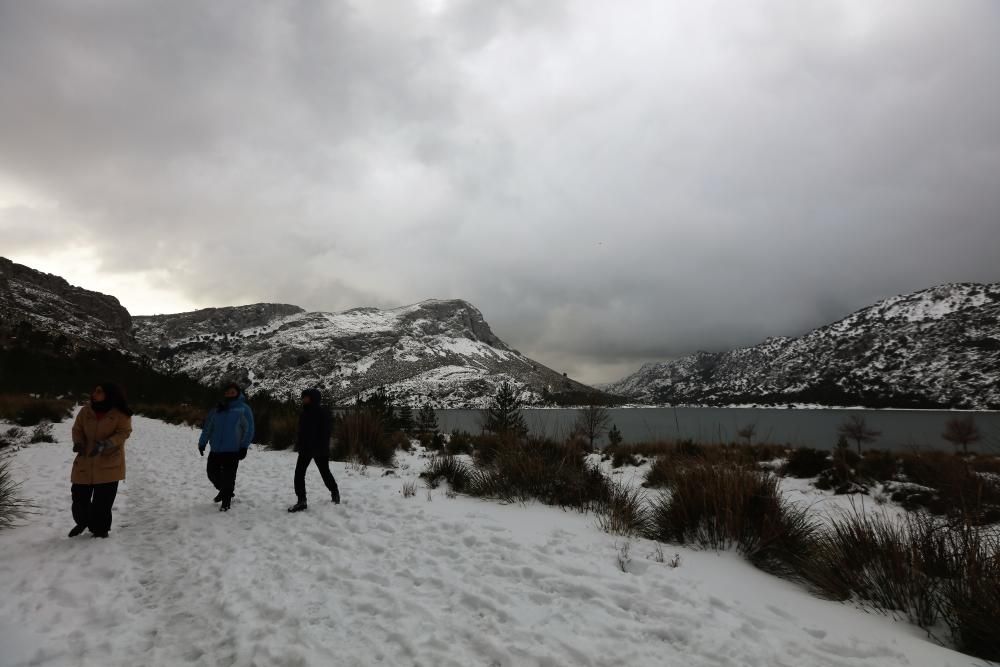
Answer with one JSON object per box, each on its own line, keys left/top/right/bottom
{"left": 607, "top": 283, "right": 1000, "bottom": 409}
{"left": 0, "top": 257, "right": 135, "bottom": 351}
{"left": 134, "top": 299, "right": 592, "bottom": 406}
{"left": 0, "top": 257, "right": 592, "bottom": 407}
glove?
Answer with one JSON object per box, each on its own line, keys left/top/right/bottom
{"left": 199, "top": 447, "right": 205, "bottom": 457}
{"left": 72, "top": 442, "right": 85, "bottom": 453}
{"left": 238, "top": 448, "right": 247, "bottom": 460}
{"left": 88, "top": 440, "right": 108, "bottom": 457}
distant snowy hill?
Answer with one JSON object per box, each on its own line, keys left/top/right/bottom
{"left": 134, "top": 299, "right": 593, "bottom": 406}
{"left": 607, "top": 283, "right": 1000, "bottom": 409}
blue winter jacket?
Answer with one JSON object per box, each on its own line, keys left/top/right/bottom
{"left": 198, "top": 395, "right": 255, "bottom": 454}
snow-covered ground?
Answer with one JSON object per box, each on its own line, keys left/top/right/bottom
{"left": 0, "top": 415, "right": 988, "bottom": 667}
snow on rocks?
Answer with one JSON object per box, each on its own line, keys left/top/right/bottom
{"left": 0, "top": 415, "right": 986, "bottom": 667}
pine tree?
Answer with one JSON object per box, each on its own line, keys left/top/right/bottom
{"left": 482, "top": 381, "right": 527, "bottom": 437}
{"left": 397, "top": 403, "right": 414, "bottom": 434}
{"left": 417, "top": 402, "right": 439, "bottom": 434}
{"left": 360, "top": 386, "right": 395, "bottom": 426}
{"left": 607, "top": 423, "right": 623, "bottom": 447}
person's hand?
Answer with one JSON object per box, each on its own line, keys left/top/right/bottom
{"left": 88, "top": 441, "right": 108, "bottom": 457}
{"left": 199, "top": 447, "right": 205, "bottom": 457}
{"left": 238, "top": 448, "right": 247, "bottom": 460}
{"left": 72, "top": 442, "right": 85, "bottom": 453}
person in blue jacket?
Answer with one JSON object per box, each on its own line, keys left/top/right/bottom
{"left": 198, "top": 382, "right": 255, "bottom": 512}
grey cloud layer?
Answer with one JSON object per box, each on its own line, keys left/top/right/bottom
{"left": 2, "top": 0, "right": 998, "bottom": 383}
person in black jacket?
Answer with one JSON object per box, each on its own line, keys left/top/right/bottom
{"left": 288, "top": 388, "right": 341, "bottom": 512}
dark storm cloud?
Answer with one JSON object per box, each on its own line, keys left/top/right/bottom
{"left": 2, "top": 1, "right": 999, "bottom": 384}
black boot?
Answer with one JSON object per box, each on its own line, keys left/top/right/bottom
{"left": 213, "top": 491, "right": 223, "bottom": 503}
{"left": 331, "top": 489, "right": 340, "bottom": 504}
{"left": 68, "top": 524, "right": 86, "bottom": 538}
{"left": 91, "top": 531, "right": 109, "bottom": 538}
{"left": 220, "top": 497, "right": 231, "bottom": 512}
{"left": 288, "top": 501, "right": 308, "bottom": 513}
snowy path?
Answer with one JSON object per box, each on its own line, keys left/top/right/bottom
{"left": 0, "top": 415, "right": 988, "bottom": 667}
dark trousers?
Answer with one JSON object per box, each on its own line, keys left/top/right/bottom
{"left": 71, "top": 482, "right": 119, "bottom": 535}
{"left": 206, "top": 452, "right": 241, "bottom": 500}
{"left": 294, "top": 451, "right": 339, "bottom": 501}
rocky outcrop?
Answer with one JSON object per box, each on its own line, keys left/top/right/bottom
{"left": 0, "top": 257, "right": 135, "bottom": 350}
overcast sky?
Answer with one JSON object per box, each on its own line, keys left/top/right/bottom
{"left": 2, "top": 1, "right": 999, "bottom": 384}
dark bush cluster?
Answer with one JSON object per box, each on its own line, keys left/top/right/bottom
{"left": 133, "top": 403, "right": 207, "bottom": 427}
{"left": 782, "top": 447, "right": 832, "bottom": 478}
{"left": 421, "top": 454, "right": 472, "bottom": 493}
{"left": 333, "top": 409, "right": 395, "bottom": 466}
{"left": 0, "top": 394, "right": 73, "bottom": 426}
{"left": 796, "top": 508, "right": 1000, "bottom": 661}
{"left": 468, "top": 437, "right": 608, "bottom": 508}
{"left": 647, "top": 464, "right": 820, "bottom": 577}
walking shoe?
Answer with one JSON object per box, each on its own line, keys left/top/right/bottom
{"left": 68, "top": 525, "right": 86, "bottom": 538}
{"left": 287, "top": 501, "right": 308, "bottom": 513}
{"left": 331, "top": 490, "right": 340, "bottom": 505}
{"left": 213, "top": 492, "right": 223, "bottom": 503}
{"left": 220, "top": 498, "right": 231, "bottom": 512}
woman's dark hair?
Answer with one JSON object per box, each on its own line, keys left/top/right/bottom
{"left": 222, "top": 382, "right": 242, "bottom": 395}
{"left": 98, "top": 382, "right": 134, "bottom": 416}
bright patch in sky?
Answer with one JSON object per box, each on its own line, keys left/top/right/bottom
{"left": 7, "top": 248, "right": 199, "bottom": 316}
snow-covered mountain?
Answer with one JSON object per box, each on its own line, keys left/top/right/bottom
{"left": 607, "top": 283, "right": 1000, "bottom": 410}
{"left": 0, "top": 257, "right": 135, "bottom": 351}
{"left": 0, "top": 257, "right": 593, "bottom": 406}
{"left": 134, "top": 299, "right": 591, "bottom": 406}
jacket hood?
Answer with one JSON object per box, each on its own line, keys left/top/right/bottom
{"left": 302, "top": 388, "right": 323, "bottom": 407}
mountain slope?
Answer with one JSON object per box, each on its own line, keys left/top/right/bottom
{"left": 0, "top": 257, "right": 135, "bottom": 351}
{"left": 607, "top": 283, "right": 1000, "bottom": 409}
{"left": 134, "top": 299, "right": 592, "bottom": 407}
{"left": 0, "top": 256, "right": 594, "bottom": 407}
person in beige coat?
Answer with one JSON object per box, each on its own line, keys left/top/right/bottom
{"left": 69, "top": 383, "right": 133, "bottom": 538}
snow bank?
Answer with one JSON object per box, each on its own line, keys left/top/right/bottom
{"left": 0, "top": 415, "right": 985, "bottom": 666}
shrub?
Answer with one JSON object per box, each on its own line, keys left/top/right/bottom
{"left": 388, "top": 430, "right": 412, "bottom": 452}
{"left": 0, "top": 394, "right": 73, "bottom": 426}
{"left": 133, "top": 403, "right": 206, "bottom": 427}
{"left": 421, "top": 454, "right": 472, "bottom": 493}
{"left": 646, "top": 465, "right": 821, "bottom": 578}
{"left": 611, "top": 449, "right": 641, "bottom": 468}
{"left": 465, "top": 438, "right": 609, "bottom": 509}
{"left": 800, "top": 509, "right": 946, "bottom": 626}
{"left": 939, "top": 525, "right": 1000, "bottom": 660}
{"left": 596, "top": 480, "right": 651, "bottom": 537}
{"left": 644, "top": 456, "right": 680, "bottom": 488}
{"left": 0, "top": 457, "right": 32, "bottom": 530}
{"left": 968, "top": 455, "right": 1000, "bottom": 475}
{"left": 858, "top": 450, "right": 898, "bottom": 482}
{"left": 447, "top": 430, "right": 474, "bottom": 457}
{"left": 333, "top": 410, "right": 395, "bottom": 467}
{"left": 897, "top": 452, "right": 1000, "bottom": 523}
{"left": 782, "top": 447, "right": 831, "bottom": 478}
{"left": 642, "top": 441, "right": 761, "bottom": 489}
{"left": 29, "top": 424, "right": 55, "bottom": 444}
{"left": 267, "top": 412, "right": 299, "bottom": 451}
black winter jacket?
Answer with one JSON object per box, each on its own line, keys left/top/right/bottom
{"left": 297, "top": 389, "right": 333, "bottom": 453}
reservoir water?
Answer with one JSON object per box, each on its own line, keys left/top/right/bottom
{"left": 434, "top": 407, "right": 1000, "bottom": 451}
